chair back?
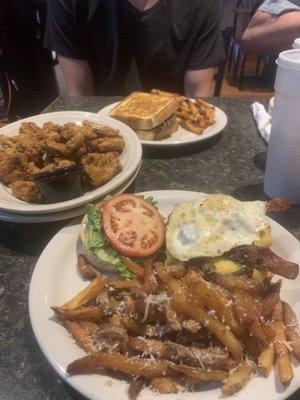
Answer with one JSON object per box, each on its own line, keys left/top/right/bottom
{"left": 233, "top": 0, "right": 261, "bottom": 39}
{"left": 214, "top": 27, "right": 234, "bottom": 96}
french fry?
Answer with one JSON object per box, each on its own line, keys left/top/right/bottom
{"left": 185, "top": 272, "right": 243, "bottom": 337}
{"left": 121, "top": 256, "right": 144, "bottom": 278}
{"left": 212, "top": 274, "right": 264, "bottom": 294}
{"left": 262, "top": 280, "right": 281, "bottom": 319}
{"left": 65, "top": 320, "right": 94, "bottom": 353}
{"left": 121, "top": 315, "right": 146, "bottom": 336}
{"left": 138, "top": 260, "right": 158, "bottom": 295}
{"left": 248, "top": 320, "right": 273, "bottom": 346}
{"left": 155, "top": 263, "right": 185, "bottom": 293}
{"left": 78, "top": 320, "right": 100, "bottom": 335}
{"left": 151, "top": 377, "right": 180, "bottom": 394}
{"left": 77, "top": 254, "right": 97, "bottom": 280}
{"left": 52, "top": 306, "right": 104, "bottom": 321}
{"left": 128, "top": 378, "right": 144, "bottom": 400}
{"left": 172, "top": 293, "right": 243, "bottom": 360}
{"left": 189, "top": 101, "right": 200, "bottom": 117}
{"left": 196, "top": 98, "right": 215, "bottom": 110}
{"left": 272, "top": 300, "right": 283, "bottom": 321}
{"left": 62, "top": 276, "right": 107, "bottom": 310}
{"left": 128, "top": 337, "right": 233, "bottom": 370}
{"left": 67, "top": 352, "right": 171, "bottom": 379}
{"left": 111, "top": 279, "right": 141, "bottom": 290}
{"left": 181, "top": 120, "right": 204, "bottom": 135}
{"left": 165, "top": 264, "right": 187, "bottom": 279}
{"left": 282, "top": 301, "right": 300, "bottom": 360}
{"left": 169, "top": 363, "right": 228, "bottom": 382}
{"left": 271, "top": 320, "right": 294, "bottom": 385}
{"left": 258, "top": 342, "right": 275, "bottom": 377}
{"left": 233, "top": 289, "right": 263, "bottom": 326}
{"left": 164, "top": 303, "right": 182, "bottom": 331}
{"left": 179, "top": 110, "right": 193, "bottom": 120}
{"left": 221, "top": 361, "right": 255, "bottom": 396}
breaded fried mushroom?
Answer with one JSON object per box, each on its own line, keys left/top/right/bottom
{"left": 82, "top": 152, "right": 121, "bottom": 187}
{"left": 0, "top": 134, "right": 17, "bottom": 150}
{"left": 83, "top": 121, "right": 120, "bottom": 138}
{"left": 89, "top": 137, "right": 125, "bottom": 153}
{"left": 19, "top": 122, "right": 42, "bottom": 136}
{"left": 10, "top": 180, "right": 43, "bottom": 203}
{"left": 28, "top": 159, "right": 76, "bottom": 175}
{"left": 0, "top": 150, "right": 28, "bottom": 184}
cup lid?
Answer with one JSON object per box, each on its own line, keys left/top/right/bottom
{"left": 292, "top": 38, "right": 300, "bottom": 49}
{"left": 276, "top": 49, "right": 300, "bottom": 71}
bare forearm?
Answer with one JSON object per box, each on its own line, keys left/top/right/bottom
{"left": 241, "top": 11, "right": 300, "bottom": 54}
{"left": 58, "top": 56, "right": 95, "bottom": 96}
{"left": 184, "top": 68, "right": 215, "bottom": 98}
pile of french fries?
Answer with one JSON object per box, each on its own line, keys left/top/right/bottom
{"left": 176, "top": 98, "right": 216, "bottom": 135}
{"left": 150, "top": 89, "right": 216, "bottom": 135}
{"left": 52, "top": 255, "right": 300, "bottom": 399}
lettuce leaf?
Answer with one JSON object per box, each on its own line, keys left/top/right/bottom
{"left": 144, "top": 196, "right": 158, "bottom": 208}
{"left": 85, "top": 204, "right": 133, "bottom": 278}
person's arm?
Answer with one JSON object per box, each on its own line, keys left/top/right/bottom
{"left": 184, "top": 68, "right": 215, "bottom": 98}
{"left": 44, "top": 0, "right": 95, "bottom": 95}
{"left": 58, "top": 56, "right": 95, "bottom": 96}
{"left": 185, "top": 1, "right": 225, "bottom": 98}
{"left": 241, "top": 10, "right": 300, "bottom": 54}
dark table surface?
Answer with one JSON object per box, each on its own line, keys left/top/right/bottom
{"left": 1, "top": 96, "right": 300, "bottom": 400}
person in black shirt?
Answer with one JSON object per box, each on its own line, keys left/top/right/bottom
{"left": 45, "top": 0, "right": 225, "bottom": 97}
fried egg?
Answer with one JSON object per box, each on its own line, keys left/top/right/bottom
{"left": 166, "top": 194, "right": 270, "bottom": 261}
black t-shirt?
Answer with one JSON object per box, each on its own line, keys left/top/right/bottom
{"left": 45, "top": 0, "right": 225, "bottom": 95}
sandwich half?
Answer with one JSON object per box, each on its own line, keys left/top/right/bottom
{"left": 109, "top": 91, "right": 179, "bottom": 140}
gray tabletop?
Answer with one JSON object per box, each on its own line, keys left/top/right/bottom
{"left": 0, "top": 96, "right": 299, "bottom": 400}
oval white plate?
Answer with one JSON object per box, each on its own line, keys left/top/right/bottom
{"left": 97, "top": 102, "right": 228, "bottom": 147}
{"left": 29, "top": 190, "right": 300, "bottom": 400}
{"left": 0, "top": 111, "right": 142, "bottom": 214}
{"left": 0, "top": 161, "right": 141, "bottom": 223}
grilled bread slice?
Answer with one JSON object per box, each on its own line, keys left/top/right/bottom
{"left": 109, "top": 91, "right": 180, "bottom": 130}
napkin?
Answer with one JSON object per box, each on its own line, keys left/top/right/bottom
{"left": 250, "top": 101, "right": 272, "bottom": 143}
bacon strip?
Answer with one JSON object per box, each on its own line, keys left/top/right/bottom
{"left": 227, "top": 245, "right": 299, "bottom": 280}
{"left": 266, "top": 198, "right": 290, "bottom": 213}
{"left": 256, "top": 248, "right": 299, "bottom": 280}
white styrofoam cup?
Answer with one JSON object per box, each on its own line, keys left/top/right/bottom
{"left": 264, "top": 50, "right": 300, "bottom": 203}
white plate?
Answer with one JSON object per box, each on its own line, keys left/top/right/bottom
{"left": 0, "top": 111, "right": 142, "bottom": 214}
{"left": 97, "top": 102, "right": 228, "bottom": 147}
{"left": 0, "top": 161, "right": 141, "bottom": 223}
{"left": 29, "top": 190, "right": 300, "bottom": 400}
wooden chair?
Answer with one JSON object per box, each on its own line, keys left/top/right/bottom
{"left": 214, "top": 27, "right": 234, "bottom": 96}
{"left": 228, "top": 0, "right": 263, "bottom": 90}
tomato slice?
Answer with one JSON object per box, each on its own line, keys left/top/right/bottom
{"left": 102, "top": 194, "right": 165, "bottom": 257}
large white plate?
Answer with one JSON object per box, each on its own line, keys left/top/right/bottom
{"left": 97, "top": 102, "right": 228, "bottom": 147}
{"left": 0, "top": 161, "right": 141, "bottom": 223}
{"left": 29, "top": 190, "right": 300, "bottom": 400}
{"left": 0, "top": 111, "right": 142, "bottom": 214}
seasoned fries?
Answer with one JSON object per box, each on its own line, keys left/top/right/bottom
{"left": 151, "top": 88, "right": 216, "bottom": 135}
{"left": 176, "top": 97, "right": 216, "bottom": 134}
{"left": 67, "top": 352, "right": 171, "bottom": 379}
{"left": 52, "top": 305, "right": 104, "bottom": 321}
{"left": 150, "top": 377, "right": 180, "bottom": 394}
{"left": 52, "top": 254, "right": 299, "bottom": 398}
{"left": 171, "top": 293, "right": 243, "bottom": 360}
{"left": 258, "top": 343, "right": 275, "bottom": 377}
{"left": 62, "top": 276, "right": 107, "bottom": 310}
{"left": 221, "top": 361, "right": 255, "bottom": 396}
{"left": 77, "top": 254, "right": 97, "bottom": 280}
{"left": 282, "top": 301, "right": 300, "bottom": 360}
{"left": 271, "top": 320, "right": 294, "bottom": 385}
